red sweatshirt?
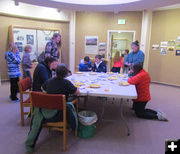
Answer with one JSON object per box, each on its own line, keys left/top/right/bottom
{"left": 128, "top": 69, "right": 151, "bottom": 102}
{"left": 113, "top": 57, "right": 124, "bottom": 68}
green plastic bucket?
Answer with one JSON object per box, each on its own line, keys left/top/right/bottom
{"left": 78, "top": 122, "right": 96, "bottom": 139}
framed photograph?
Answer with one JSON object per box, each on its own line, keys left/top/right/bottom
{"left": 15, "top": 42, "right": 23, "bottom": 52}
{"left": 85, "top": 36, "right": 98, "bottom": 54}
{"left": 161, "top": 48, "right": 167, "bottom": 55}
{"left": 152, "top": 44, "right": 159, "bottom": 50}
{"left": 26, "top": 35, "right": 34, "bottom": 45}
{"left": 176, "top": 50, "right": 180, "bottom": 56}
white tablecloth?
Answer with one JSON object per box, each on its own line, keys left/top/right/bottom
{"left": 67, "top": 72, "right": 137, "bottom": 99}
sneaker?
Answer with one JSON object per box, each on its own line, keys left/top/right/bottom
{"left": 157, "top": 112, "right": 168, "bottom": 121}
{"left": 11, "top": 99, "right": 20, "bottom": 103}
{"left": 156, "top": 109, "right": 166, "bottom": 116}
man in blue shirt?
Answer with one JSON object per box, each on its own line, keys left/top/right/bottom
{"left": 125, "top": 40, "right": 144, "bottom": 67}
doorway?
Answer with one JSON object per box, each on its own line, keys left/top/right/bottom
{"left": 107, "top": 30, "right": 136, "bottom": 72}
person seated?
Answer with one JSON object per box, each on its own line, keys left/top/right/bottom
{"left": 32, "top": 57, "right": 58, "bottom": 91}
{"left": 93, "top": 55, "right": 107, "bottom": 73}
{"left": 79, "top": 56, "right": 92, "bottom": 72}
{"left": 25, "top": 64, "right": 80, "bottom": 153}
{"left": 128, "top": 63, "right": 168, "bottom": 121}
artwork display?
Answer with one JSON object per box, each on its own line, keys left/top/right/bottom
{"left": 85, "top": 36, "right": 98, "bottom": 54}
{"left": 98, "top": 42, "right": 106, "bottom": 58}
{"left": 13, "top": 28, "right": 37, "bottom": 60}
{"left": 15, "top": 42, "right": 23, "bottom": 52}
{"left": 26, "top": 35, "right": 34, "bottom": 45}
{"left": 176, "top": 50, "right": 180, "bottom": 56}
{"left": 12, "top": 27, "right": 60, "bottom": 60}
{"left": 152, "top": 44, "right": 159, "bottom": 50}
{"left": 161, "top": 48, "right": 167, "bottom": 55}
{"left": 160, "top": 42, "right": 168, "bottom": 48}
{"left": 167, "top": 46, "right": 175, "bottom": 51}
{"left": 167, "top": 40, "right": 175, "bottom": 46}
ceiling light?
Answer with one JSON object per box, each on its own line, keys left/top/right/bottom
{"left": 51, "top": 0, "right": 141, "bottom": 5}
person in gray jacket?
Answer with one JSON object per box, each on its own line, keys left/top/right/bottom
{"left": 22, "top": 45, "right": 32, "bottom": 81}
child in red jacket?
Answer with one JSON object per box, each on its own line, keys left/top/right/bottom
{"left": 128, "top": 63, "right": 168, "bottom": 121}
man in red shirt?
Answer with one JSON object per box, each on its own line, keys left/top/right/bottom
{"left": 128, "top": 63, "right": 168, "bottom": 121}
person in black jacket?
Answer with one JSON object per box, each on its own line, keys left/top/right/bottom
{"left": 93, "top": 55, "right": 107, "bottom": 73}
{"left": 32, "top": 57, "right": 58, "bottom": 91}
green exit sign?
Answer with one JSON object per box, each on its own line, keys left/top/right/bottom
{"left": 118, "top": 19, "right": 126, "bottom": 25}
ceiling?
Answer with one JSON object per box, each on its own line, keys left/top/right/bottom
{"left": 14, "top": 0, "right": 180, "bottom": 12}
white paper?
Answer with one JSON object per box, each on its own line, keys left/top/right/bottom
{"left": 152, "top": 44, "right": 159, "bottom": 50}
{"left": 160, "top": 42, "right": 168, "bottom": 48}
{"left": 161, "top": 48, "right": 166, "bottom": 55}
{"left": 85, "top": 36, "right": 98, "bottom": 54}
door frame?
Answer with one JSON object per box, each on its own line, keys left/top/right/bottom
{"left": 107, "top": 30, "right": 136, "bottom": 71}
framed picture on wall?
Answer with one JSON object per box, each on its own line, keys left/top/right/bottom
{"left": 176, "top": 50, "right": 180, "bottom": 56}
{"left": 85, "top": 36, "right": 98, "bottom": 54}
{"left": 9, "top": 25, "right": 61, "bottom": 61}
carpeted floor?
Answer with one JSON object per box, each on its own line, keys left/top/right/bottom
{"left": 0, "top": 82, "right": 180, "bottom": 154}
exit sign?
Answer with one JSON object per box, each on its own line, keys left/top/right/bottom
{"left": 118, "top": 19, "right": 126, "bottom": 25}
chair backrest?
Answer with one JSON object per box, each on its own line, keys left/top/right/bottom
{"left": 30, "top": 91, "right": 66, "bottom": 110}
{"left": 19, "top": 77, "right": 31, "bottom": 92}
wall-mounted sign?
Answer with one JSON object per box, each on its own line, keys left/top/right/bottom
{"left": 118, "top": 19, "right": 126, "bottom": 25}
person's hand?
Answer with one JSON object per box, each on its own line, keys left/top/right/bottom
{"left": 88, "top": 68, "right": 92, "bottom": 71}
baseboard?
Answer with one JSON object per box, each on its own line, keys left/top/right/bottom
{"left": 151, "top": 81, "right": 180, "bottom": 88}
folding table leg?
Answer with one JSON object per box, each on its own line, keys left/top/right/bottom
{"left": 120, "top": 101, "right": 130, "bottom": 136}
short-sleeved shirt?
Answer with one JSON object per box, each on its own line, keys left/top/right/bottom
{"left": 42, "top": 77, "right": 77, "bottom": 100}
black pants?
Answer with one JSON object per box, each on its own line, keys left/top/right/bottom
{"left": 111, "top": 67, "right": 121, "bottom": 73}
{"left": 10, "top": 77, "right": 19, "bottom": 100}
{"left": 133, "top": 101, "right": 158, "bottom": 119}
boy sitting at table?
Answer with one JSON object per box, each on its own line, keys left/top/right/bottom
{"left": 79, "top": 56, "right": 92, "bottom": 72}
{"left": 128, "top": 63, "right": 168, "bottom": 121}
{"left": 25, "top": 64, "right": 80, "bottom": 153}
{"left": 93, "top": 55, "right": 107, "bottom": 73}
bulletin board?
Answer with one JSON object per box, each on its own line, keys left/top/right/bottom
{"left": 8, "top": 25, "right": 60, "bottom": 61}
{"left": 148, "top": 10, "right": 180, "bottom": 86}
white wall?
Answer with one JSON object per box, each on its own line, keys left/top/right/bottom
{"left": 0, "top": 0, "right": 70, "bottom": 21}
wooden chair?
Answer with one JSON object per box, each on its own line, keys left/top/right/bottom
{"left": 30, "top": 91, "right": 78, "bottom": 151}
{"left": 18, "top": 77, "right": 32, "bottom": 126}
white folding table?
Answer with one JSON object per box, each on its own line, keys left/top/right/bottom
{"left": 67, "top": 72, "right": 137, "bottom": 135}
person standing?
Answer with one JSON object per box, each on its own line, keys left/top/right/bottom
{"left": 5, "top": 43, "right": 21, "bottom": 102}
{"left": 111, "top": 51, "right": 124, "bottom": 73}
{"left": 123, "top": 49, "right": 129, "bottom": 74}
{"left": 125, "top": 40, "right": 144, "bottom": 68}
{"left": 44, "top": 33, "right": 61, "bottom": 62}
{"left": 22, "top": 45, "right": 32, "bottom": 81}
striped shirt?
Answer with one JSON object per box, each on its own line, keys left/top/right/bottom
{"left": 5, "top": 51, "right": 21, "bottom": 78}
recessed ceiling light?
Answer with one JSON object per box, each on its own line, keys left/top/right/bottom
{"left": 51, "top": 0, "right": 141, "bottom": 5}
